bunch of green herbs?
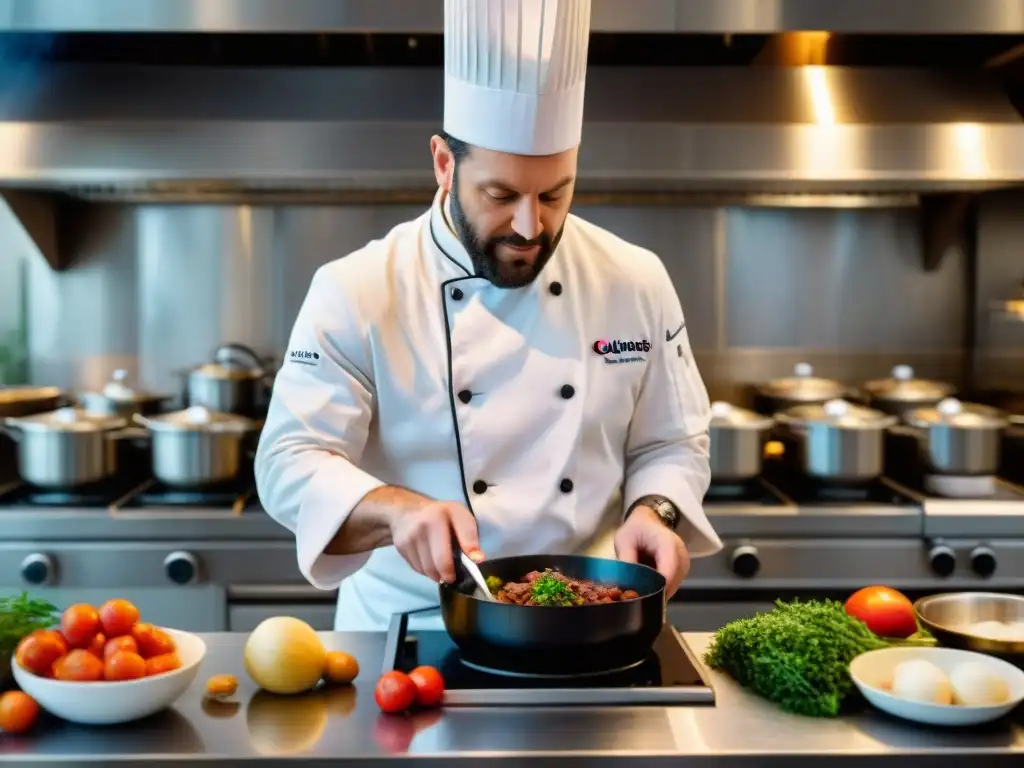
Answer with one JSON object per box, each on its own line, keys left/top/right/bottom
{"left": 0, "top": 592, "right": 60, "bottom": 659}
{"left": 703, "top": 599, "right": 934, "bottom": 718}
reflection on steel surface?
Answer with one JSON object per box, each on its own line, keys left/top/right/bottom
{"left": 0, "top": 66, "right": 1023, "bottom": 192}
{"left": 4, "top": 0, "right": 1024, "bottom": 33}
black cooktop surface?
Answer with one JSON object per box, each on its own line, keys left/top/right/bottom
{"left": 384, "top": 613, "right": 715, "bottom": 706}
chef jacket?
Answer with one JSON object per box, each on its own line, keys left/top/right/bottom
{"left": 255, "top": 189, "right": 722, "bottom": 632}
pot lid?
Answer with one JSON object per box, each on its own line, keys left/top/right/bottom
{"left": 98, "top": 369, "right": 164, "bottom": 402}
{"left": 136, "top": 405, "right": 254, "bottom": 433}
{"left": 906, "top": 398, "right": 1009, "bottom": 429}
{"left": 863, "top": 365, "right": 956, "bottom": 402}
{"left": 192, "top": 362, "right": 262, "bottom": 381}
{"left": 0, "top": 385, "right": 62, "bottom": 405}
{"left": 5, "top": 406, "right": 125, "bottom": 433}
{"left": 709, "top": 401, "right": 774, "bottom": 430}
{"left": 758, "top": 363, "right": 846, "bottom": 402}
{"left": 778, "top": 399, "right": 898, "bottom": 429}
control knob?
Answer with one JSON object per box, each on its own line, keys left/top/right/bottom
{"left": 970, "top": 546, "right": 997, "bottom": 578}
{"left": 20, "top": 553, "right": 56, "bottom": 586}
{"left": 164, "top": 551, "right": 200, "bottom": 585}
{"left": 730, "top": 545, "right": 760, "bottom": 579}
{"left": 927, "top": 544, "right": 956, "bottom": 578}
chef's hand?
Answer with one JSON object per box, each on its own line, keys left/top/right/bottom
{"left": 614, "top": 506, "right": 690, "bottom": 599}
{"left": 389, "top": 500, "right": 483, "bottom": 584}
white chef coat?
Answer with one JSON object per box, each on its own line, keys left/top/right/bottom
{"left": 255, "top": 189, "right": 722, "bottom": 632}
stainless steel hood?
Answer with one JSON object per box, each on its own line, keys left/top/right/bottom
{"left": 4, "top": 0, "right": 1024, "bottom": 34}
{"left": 0, "top": 64, "right": 1023, "bottom": 199}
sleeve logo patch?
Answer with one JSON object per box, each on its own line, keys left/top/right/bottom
{"left": 288, "top": 349, "right": 320, "bottom": 366}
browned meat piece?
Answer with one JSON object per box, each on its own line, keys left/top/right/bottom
{"left": 493, "top": 568, "right": 641, "bottom": 606}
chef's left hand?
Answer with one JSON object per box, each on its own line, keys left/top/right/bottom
{"left": 614, "top": 506, "right": 690, "bottom": 599}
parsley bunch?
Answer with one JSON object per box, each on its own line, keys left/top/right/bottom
{"left": 703, "top": 599, "right": 933, "bottom": 718}
{"left": 0, "top": 592, "right": 60, "bottom": 659}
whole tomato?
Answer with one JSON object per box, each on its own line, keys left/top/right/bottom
{"left": 61, "top": 604, "right": 101, "bottom": 649}
{"left": 845, "top": 586, "right": 917, "bottom": 639}
{"left": 0, "top": 691, "right": 40, "bottom": 734}
{"left": 86, "top": 632, "right": 107, "bottom": 659}
{"left": 104, "top": 635, "right": 139, "bottom": 660}
{"left": 407, "top": 665, "right": 445, "bottom": 708}
{"left": 374, "top": 671, "right": 417, "bottom": 714}
{"left": 98, "top": 599, "right": 140, "bottom": 638}
{"left": 145, "top": 652, "right": 181, "bottom": 677}
{"left": 104, "top": 650, "right": 147, "bottom": 682}
{"left": 53, "top": 649, "right": 104, "bottom": 682}
{"left": 15, "top": 630, "right": 68, "bottom": 678}
{"left": 131, "top": 623, "right": 176, "bottom": 658}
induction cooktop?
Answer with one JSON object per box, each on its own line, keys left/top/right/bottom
{"left": 383, "top": 612, "right": 716, "bottom": 707}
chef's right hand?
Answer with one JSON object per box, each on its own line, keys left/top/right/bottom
{"left": 389, "top": 500, "right": 483, "bottom": 584}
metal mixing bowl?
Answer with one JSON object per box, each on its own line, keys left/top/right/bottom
{"left": 914, "top": 592, "right": 1024, "bottom": 661}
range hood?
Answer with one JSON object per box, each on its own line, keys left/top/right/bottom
{"left": 3, "top": 0, "right": 1024, "bottom": 34}
{"left": 0, "top": 64, "right": 1023, "bottom": 200}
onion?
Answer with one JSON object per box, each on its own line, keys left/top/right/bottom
{"left": 243, "top": 616, "right": 327, "bottom": 695}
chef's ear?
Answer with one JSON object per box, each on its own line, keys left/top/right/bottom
{"left": 430, "top": 134, "right": 456, "bottom": 192}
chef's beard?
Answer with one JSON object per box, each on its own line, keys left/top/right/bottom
{"left": 449, "top": 179, "right": 563, "bottom": 289}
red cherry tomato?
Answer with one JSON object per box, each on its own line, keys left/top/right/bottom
{"left": 407, "top": 665, "right": 445, "bottom": 708}
{"left": 844, "top": 586, "right": 918, "bottom": 639}
{"left": 374, "top": 671, "right": 417, "bottom": 714}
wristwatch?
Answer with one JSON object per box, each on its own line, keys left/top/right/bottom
{"left": 628, "top": 495, "right": 681, "bottom": 531}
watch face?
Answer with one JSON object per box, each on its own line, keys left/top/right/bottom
{"left": 657, "top": 503, "right": 679, "bottom": 530}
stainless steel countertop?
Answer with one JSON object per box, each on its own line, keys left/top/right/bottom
{"left": 0, "top": 504, "right": 930, "bottom": 542}
{"left": 2, "top": 632, "right": 1022, "bottom": 767}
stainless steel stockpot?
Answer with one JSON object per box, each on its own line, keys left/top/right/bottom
{"left": 709, "top": 401, "right": 774, "bottom": 482}
{"left": 135, "top": 406, "right": 258, "bottom": 488}
{"left": 776, "top": 399, "right": 898, "bottom": 482}
{"left": 3, "top": 407, "right": 127, "bottom": 488}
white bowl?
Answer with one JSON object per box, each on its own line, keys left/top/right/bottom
{"left": 850, "top": 646, "right": 1024, "bottom": 727}
{"left": 11, "top": 628, "right": 206, "bottom": 725}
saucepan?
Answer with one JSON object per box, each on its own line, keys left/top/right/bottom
{"left": 439, "top": 554, "right": 666, "bottom": 677}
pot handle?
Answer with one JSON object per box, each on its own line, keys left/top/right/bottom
{"left": 108, "top": 426, "right": 151, "bottom": 446}
{"left": 214, "top": 343, "right": 266, "bottom": 371}
{"left": 132, "top": 413, "right": 156, "bottom": 429}
{"left": 887, "top": 424, "right": 920, "bottom": 438}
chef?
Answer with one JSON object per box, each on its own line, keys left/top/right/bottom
{"left": 255, "top": 0, "right": 722, "bottom": 632}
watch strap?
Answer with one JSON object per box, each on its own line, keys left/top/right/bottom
{"left": 628, "top": 494, "right": 681, "bottom": 531}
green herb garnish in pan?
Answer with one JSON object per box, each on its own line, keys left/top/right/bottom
{"left": 530, "top": 572, "right": 583, "bottom": 606}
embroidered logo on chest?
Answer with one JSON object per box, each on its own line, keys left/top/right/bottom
{"left": 592, "top": 337, "right": 650, "bottom": 365}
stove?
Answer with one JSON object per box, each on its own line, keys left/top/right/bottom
{"left": 0, "top": 477, "right": 142, "bottom": 509}
{"left": 382, "top": 612, "right": 715, "bottom": 707}
{"left": 704, "top": 478, "right": 786, "bottom": 506}
{"left": 116, "top": 477, "right": 258, "bottom": 514}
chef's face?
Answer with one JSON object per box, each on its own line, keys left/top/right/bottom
{"left": 432, "top": 135, "right": 577, "bottom": 289}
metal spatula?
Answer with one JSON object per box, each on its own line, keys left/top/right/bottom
{"left": 456, "top": 550, "right": 496, "bottom": 601}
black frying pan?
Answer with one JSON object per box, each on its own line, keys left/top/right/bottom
{"left": 438, "top": 554, "right": 666, "bottom": 677}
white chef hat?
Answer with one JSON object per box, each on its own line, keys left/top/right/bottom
{"left": 443, "top": 0, "right": 592, "bottom": 157}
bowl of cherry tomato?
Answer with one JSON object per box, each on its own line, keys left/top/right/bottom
{"left": 10, "top": 598, "right": 206, "bottom": 725}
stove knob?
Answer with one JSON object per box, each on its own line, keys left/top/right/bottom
{"left": 927, "top": 544, "right": 956, "bottom": 578}
{"left": 970, "top": 546, "right": 997, "bottom": 578}
{"left": 730, "top": 545, "right": 760, "bottom": 579}
{"left": 20, "top": 554, "right": 55, "bottom": 586}
{"left": 164, "top": 551, "right": 200, "bottom": 586}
